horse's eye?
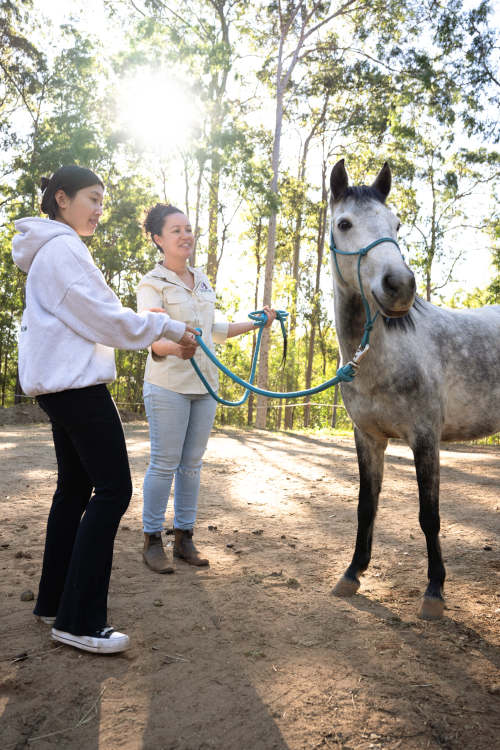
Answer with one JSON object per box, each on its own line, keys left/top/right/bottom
{"left": 338, "top": 219, "right": 351, "bottom": 231}
{"left": 396, "top": 222, "right": 401, "bottom": 232}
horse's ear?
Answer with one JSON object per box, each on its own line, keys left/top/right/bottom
{"left": 372, "top": 162, "right": 391, "bottom": 202}
{"left": 330, "top": 159, "right": 349, "bottom": 202}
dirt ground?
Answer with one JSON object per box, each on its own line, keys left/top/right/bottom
{"left": 1, "top": 422, "right": 499, "bottom": 750}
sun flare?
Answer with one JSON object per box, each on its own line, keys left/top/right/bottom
{"left": 116, "top": 70, "right": 199, "bottom": 154}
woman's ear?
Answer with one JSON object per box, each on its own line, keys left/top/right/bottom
{"left": 54, "top": 189, "right": 69, "bottom": 210}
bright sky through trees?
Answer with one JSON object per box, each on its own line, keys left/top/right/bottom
{"left": 116, "top": 71, "right": 200, "bottom": 154}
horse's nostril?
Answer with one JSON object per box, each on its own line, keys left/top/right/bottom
{"left": 382, "top": 271, "right": 416, "bottom": 298}
{"left": 382, "top": 273, "right": 400, "bottom": 295}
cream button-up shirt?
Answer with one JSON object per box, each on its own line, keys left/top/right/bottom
{"left": 136, "top": 263, "right": 229, "bottom": 394}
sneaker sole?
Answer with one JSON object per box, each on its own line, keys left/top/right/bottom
{"left": 51, "top": 628, "right": 129, "bottom": 654}
{"left": 37, "top": 615, "right": 56, "bottom": 625}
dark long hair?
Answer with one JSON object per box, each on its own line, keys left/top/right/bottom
{"left": 40, "top": 165, "right": 104, "bottom": 220}
{"left": 144, "top": 203, "right": 184, "bottom": 252}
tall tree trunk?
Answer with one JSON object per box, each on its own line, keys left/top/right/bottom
{"left": 303, "top": 324, "right": 316, "bottom": 427}
{"left": 303, "top": 161, "right": 328, "bottom": 427}
{"left": 14, "top": 370, "right": 23, "bottom": 405}
{"left": 0, "top": 338, "right": 4, "bottom": 407}
{"left": 284, "top": 96, "right": 329, "bottom": 430}
{"left": 248, "top": 216, "right": 263, "bottom": 426}
{"left": 427, "top": 161, "right": 436, "bottom": 301}
{"left": 331, "top": 352, "right": 341, "bottom": 428}
{"left": 206, "top": 157, "right": 221, "bottom": 285}
{"left": 284, "top": 143, "right": 308, "bottom": 430}
{"left": 204, "top": 1, "right": 232, "bottom": 285}
{"left": 2, "top": 349, "right": 9, "bottom": 407}
{"left": 192, "top": 157, "right": 205, "bottom": 267}
{"left": 255, "top": 85, "right": 284, "bottom": 428}
{"left": 247, "top": 334, "right": 256, "bottom": 426}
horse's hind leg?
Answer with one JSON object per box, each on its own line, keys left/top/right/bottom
{"left": 412, "top": 434, "right": 446, "bottom": 619}
{"left": 333, "top": 428, "right": 387, "bottom": 597}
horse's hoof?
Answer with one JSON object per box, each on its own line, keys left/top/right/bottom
{"left": 418, "top": 596, "right": 444, "bottom": 620}
{"left": 332, "top": 575, "right": 360, "bottom": 597}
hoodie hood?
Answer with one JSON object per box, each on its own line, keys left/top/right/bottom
{"left": 12, "top": 217, "right": 79, "bottom": 273}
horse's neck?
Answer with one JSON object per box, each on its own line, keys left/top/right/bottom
{"left": 334, "top": 284, "right": 373, "bottom": 360}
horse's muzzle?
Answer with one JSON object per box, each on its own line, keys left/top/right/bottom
{"left": 372, "top": 269, "right": 416, "bottom": 318}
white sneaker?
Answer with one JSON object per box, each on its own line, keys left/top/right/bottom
{"left": 37, "top": 615, "right": 56, "bottom": 625}
{"left": 51, "top": 626, "right": 130, "bottom": 654}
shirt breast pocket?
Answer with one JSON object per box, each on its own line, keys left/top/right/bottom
{"left": 199, "top": 289, "right": 216, "bottom": 304}
{"left": 162, "top": 286, "right": 194, "bottom": 322}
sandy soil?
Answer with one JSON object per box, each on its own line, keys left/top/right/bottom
{"left": 1, "top": 422, "right": 499, "bottom": 750}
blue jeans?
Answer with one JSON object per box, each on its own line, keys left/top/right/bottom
{"left": 142, "top": 382, "right": 217, "bottom": 533}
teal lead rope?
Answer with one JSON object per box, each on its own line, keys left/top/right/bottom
{"left": 189, "top": 310, "right": 288, "bottom": 407}
{"left": 189, "top": 230, "right": 402, "bottom": 406}
{"left": 189, "top": 309, "right": 356, "bottom": 407}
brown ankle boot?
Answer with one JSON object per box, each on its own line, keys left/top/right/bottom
{"left": 173, "top": 528, "right": 209, "bottom": 567}
{"left": 143, "top": 532, "right": 174, "bottom": 574}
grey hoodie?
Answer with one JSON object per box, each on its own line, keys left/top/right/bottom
{"left": 12, "top": 217, "right": 186, "bottom": 396}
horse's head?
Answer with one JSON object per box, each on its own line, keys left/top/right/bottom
{"left": 329, "top": 159, "right": 415, "bottom": 318}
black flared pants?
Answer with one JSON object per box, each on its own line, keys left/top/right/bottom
{"left": 34, "top": 385, "right": 132, "bottom": 635}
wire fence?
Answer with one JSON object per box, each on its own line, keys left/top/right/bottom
{"left": 6, "top": 393, "right": 500, "bottom": 445}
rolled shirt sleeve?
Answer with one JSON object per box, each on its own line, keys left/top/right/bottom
{"left": 212, "top": 320, "right": 229, "bottom": 344}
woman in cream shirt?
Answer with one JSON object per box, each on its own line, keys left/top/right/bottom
{"left": 137, "top": 203, "right": 276, "bottom": 572}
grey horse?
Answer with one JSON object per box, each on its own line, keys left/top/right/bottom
{"left": 329, "top": 159, "right": 500, "bottom": 619}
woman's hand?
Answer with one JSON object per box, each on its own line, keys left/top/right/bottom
{"left": 151, "top": 334, "right": 197, "bottom": 359}
{"left": 178, "top": 329, "right": 199, "bottom": 349}
{"left": 148, "top": 307, "right": 199, "bottom": 350}
{"left": 226, "top": 307, "right": 279, "bottom": 339}
{"left": 175, "top": 336, "right": 198, "bottom": 359}
{"left": 262, "top": 305, "right": 278, "bottom": 328}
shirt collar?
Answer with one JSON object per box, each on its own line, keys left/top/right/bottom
{"left": 150, "top": 263, "right": 208, "bottom": 291}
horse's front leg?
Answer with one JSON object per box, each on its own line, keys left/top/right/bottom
{"left": 412, "top": 433, "right": 446, "bottom": 619}
{"left": 333, "top": 427, "right": 387, "bottom": 597}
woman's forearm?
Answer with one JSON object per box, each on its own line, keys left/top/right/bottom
{"left": 151, "top": 338, "right": 179, "bottom": 356}
{"left": 226, "top": 321, "right": 256, "bottom": 338}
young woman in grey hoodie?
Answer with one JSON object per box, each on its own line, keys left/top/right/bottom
{"left": 12, "top": 165, "right": 198, "bottom": 654}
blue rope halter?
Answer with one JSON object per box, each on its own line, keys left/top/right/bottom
{"left": 329, "top": 226, "right": 401, "bottom": 349}
{"left": 188, "top": 227, "right": 401, "bottom": 406}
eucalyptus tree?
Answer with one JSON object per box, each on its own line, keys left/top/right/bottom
{"left": 0, "top": 1, "right": 42, "bottom": 117}
{"left": 432, "top": 0, "right": 499, "bottom": 142}
{"left": 0, "top": 1, "right": 46, "bottom": 215}
{"left": 364, "top": 0, "right": 499, "bottom": 299}
{"left": 2, "top": 28, "right": 110, "bottom": 221}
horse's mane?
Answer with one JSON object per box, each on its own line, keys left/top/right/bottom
{"left": 342, "top": 185, "right": 386, "bottom": 204}
{"left": 383, "top": 296, "right": 425, "bottom": 332}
